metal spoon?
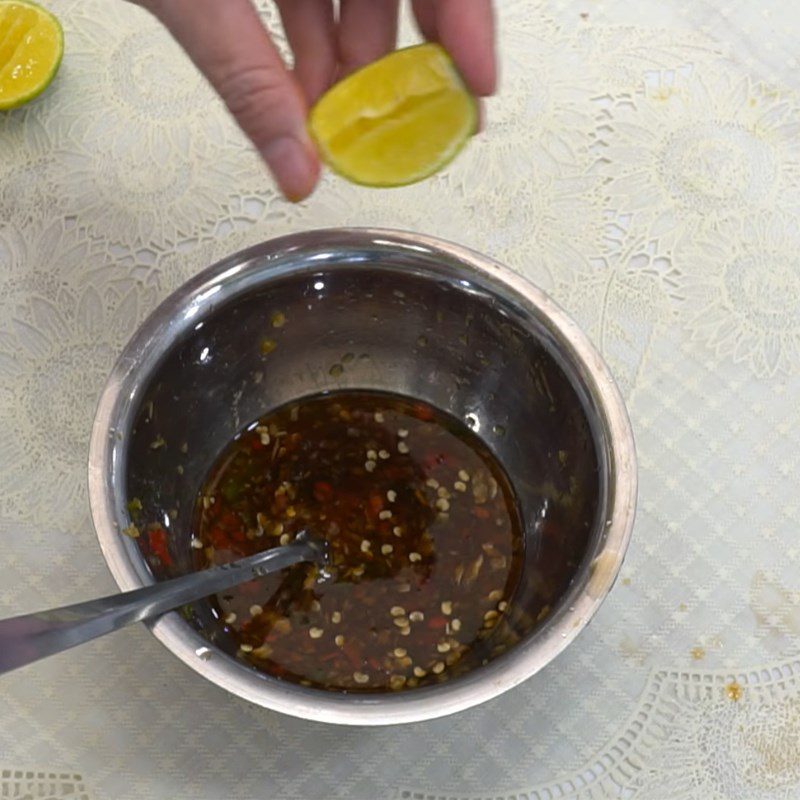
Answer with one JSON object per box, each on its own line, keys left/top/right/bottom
{"left": 0, "top": 533, "right": 325, "bottom": 675}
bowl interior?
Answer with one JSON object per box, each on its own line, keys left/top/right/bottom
{"left": 120, "top": 252, "right": 604, "bottom": 684}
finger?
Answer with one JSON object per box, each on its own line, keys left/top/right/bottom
{"left": 337, "top": 0, "right": 399, "bottom": 77}
{"left": 136, "top": 0, "right": 319, "bottom": 201}
{"left": 275, "top": 0, "right": 337, "bottom": 104}
{"left": 410, "top": 0, "right": 437, "bottom": 40}
{"left": 412, "top": 0, "right": 496, "bottom": 96}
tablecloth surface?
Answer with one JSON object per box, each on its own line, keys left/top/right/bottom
{"left": 3, "top": 1, "right": 800, "bottom": 798}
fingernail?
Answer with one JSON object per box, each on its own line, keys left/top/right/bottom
{"left": 261, "top": 135, "right": 318, "bottom": 202}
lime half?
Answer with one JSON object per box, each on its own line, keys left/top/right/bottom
{"left": 0, "top": 0, "right": 63, "bottom": 111}
{"left": 308, "top": 43, "right": 477, "bottom": 188}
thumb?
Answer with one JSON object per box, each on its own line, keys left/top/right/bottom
{"left": 137, "top": 0, "right": 319, "bottom": 201}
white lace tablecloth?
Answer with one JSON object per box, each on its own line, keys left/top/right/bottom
{"left": 3, "top": 1, "right": 800, "bottom": 798}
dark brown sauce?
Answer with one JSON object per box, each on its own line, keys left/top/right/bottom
{"left": 192, "top": 391, "right": 526, "bottom": 692}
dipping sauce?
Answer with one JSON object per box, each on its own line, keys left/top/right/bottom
{"left": 193, "top": 391, "right": 524, "bottom": 691}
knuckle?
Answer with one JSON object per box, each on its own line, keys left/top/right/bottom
{"left": 217, "top": 63, "right": 291, "bottom": 126}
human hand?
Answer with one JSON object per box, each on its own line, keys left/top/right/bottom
{"left": 135, "top": 0, "right": 496, "bottom": 201}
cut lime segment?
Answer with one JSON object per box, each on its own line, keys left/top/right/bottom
{"left": 308, "top": 43, "right": 477, "bottom": 188}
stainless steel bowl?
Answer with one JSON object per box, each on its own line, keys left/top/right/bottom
{"left": 89, "top": 228, "right": 636, "bottom": 725}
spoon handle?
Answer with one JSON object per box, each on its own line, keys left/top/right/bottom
{"left": 0, "top": 539, "right": 319, "bottom": 676}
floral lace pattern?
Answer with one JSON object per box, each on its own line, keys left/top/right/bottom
{"left": 3, "top": 1, "right": 800, "bottom": 798}
{"left": 0, "top": 768, "right": 88, "bottom": 800}
{"left": 400, "top": 660, "right": 800, "bottom": 799}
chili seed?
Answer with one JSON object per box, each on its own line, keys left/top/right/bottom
{"left": 484, "top": 610, "right": 499, "bottom": 621}
{"left": 398, "top": 429, "right": 409, "bottom": 438}
{"left": 458, "top": 469, "right": 470, "bottom": 482}
{"left": 409, "top": 552, "right": 422, "bottom": 563}
{"left": 381, "top": 544, "right": 394, "bottom": 555}
{"left": 437, "top": 486, "right": 450, "bottom": 499}
{"left": 393, "top": 617, "right": 410, "bottom": 628}
{"left": 465, "top": 554, "right": 484, "bottom": 583}
{"left": 452, "top": 618, "right": 462, "bottom": 631}
{"left": 390, "top": 606, "right": 406, "bottom": 617}
{"left": 379, "top": 510, "right": 392, "bottom": 520}
{"left": 488, "top": 589, "right": 504, "bottom": 602}
{"left": 311, "top": 600, "right": 321, "bottom": 612}
{"left": 454, "top": 481, "right": 467, "bottom": 492}
{"left": 190, "top": 537, "right": 203, "bottom": 550}
{"left": 331, "top": 611, "right": 342, "bottom": 624}
{"left": 398, "top": 583, "right": 412, "bottom": 593}
{"left": 441, "top": 601, "right": 453, "bottom": 615}
{"left": 378, "top": 449, "right": 390, "bottom": 460}
{"left": 425, "top": 478, "right": 439, "bottom": 489}
{"left": 224, "top": 612, "right": 237, "bottom": 624}
{"left": 498, "top": 601, "right": 508, "bottom": 612}
{"left": 386, "top": 490, "right": 397, "bottom": 503}
{"left": 399, "top": 626, "right": 411, "bottom": 636}
{"left": 437, "top": 642, "right": 451, "bottom": 653}
{"left": 335, "top": 635, "right": 345, "bottom": 647}
{"left": 309, "top": 627, "right": 324, "bottom": 639}
{"left": 256, "top": 425, "right": 271, "bottom": 446}
{"left": 249, "top": 604, "right": 263, "bottom": 617}
{"left": 273, "top": 618, "right": 292, "bottom": 635}
{"left": 240, "top": 644, "right": 254, "bottom": 653}
{"left": 353, "top": 672, "right": 370, "bottom": 684}
{"left": 394, "top": 647, "right": 408, "bottom": 658}
{"left": 432, "top": 661, "right": 445, "bottom": 674}
{"left": 409, "top": 611, "right": 424, "bottom": 622}
{"left": 374, "top": 412, "right": 385, "bottom": 423}
{"left": 413, "top": 666, "right": 426, "bottom": 678}
{"left": 367, "top": 449, "right": 378, "bottom": 460}
{"left": 279, "top": 533, "right": 290, "bottom": 545}
{"left": 393, "top": 526, "right": 403, "bottom": 537}
{"left": 365, "top": 460, "right": 377, "bottom": 472}
{"left": 397, "top": 441, "right": 410, "bottom": 454}
{"left": 252, "top": 644, "right": 273, "bottom": 658}
{"left": 435, "top": 498, "right": 450, "bottom": 512}
{"left": 389, "top": 674, "right": 407, "bottom": 690}
{"left": 361, "top": 539, "right": 372, "bottom": 553}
